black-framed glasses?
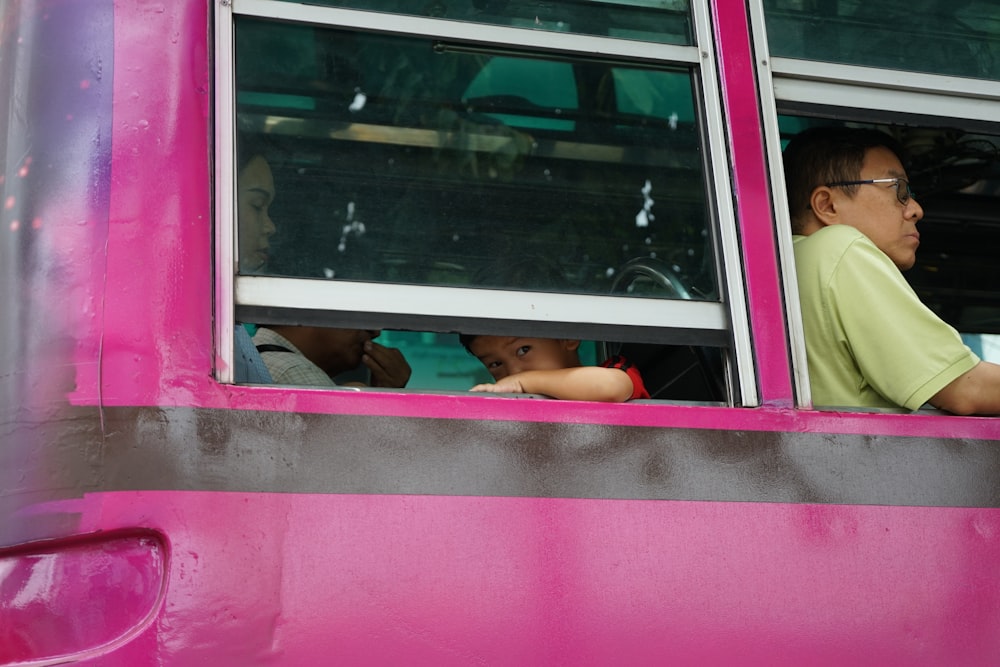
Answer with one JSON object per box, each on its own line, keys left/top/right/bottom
{"left": 826, "top": 178, "right": 915, "bottom": 206}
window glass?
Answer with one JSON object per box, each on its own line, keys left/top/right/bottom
{"left": 266, "top": 0, "right": 692, "bottom": 46}
{"left": 764, "top": 0, "right": 1000, "bottom": 80}
{"left": 780, "top": 116, "right": 1000, "bottom": 340}
{"left": 236, "top": 18, "right": 717, "bottom": 301}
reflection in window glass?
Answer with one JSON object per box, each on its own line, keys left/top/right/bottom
{"left": 236, "top": 19, "right": 717, "bottom": 300}
{"left": 267, "top": 0, "right": 692, "bottom": 46}
{"left": 464, "top": 58, "right": 578, "bottom": 131}
{"left": 764, "top": 0, "right": 1000, "bottom": 80}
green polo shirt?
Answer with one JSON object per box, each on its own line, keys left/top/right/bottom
{"left": 793, "top": 225, "right": 979, "bottom": 411}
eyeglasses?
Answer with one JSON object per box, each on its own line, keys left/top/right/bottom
{"left": 825, "top": 178, "right": 916, "bottom": 206}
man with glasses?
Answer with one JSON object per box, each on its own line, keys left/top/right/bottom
{"left": 784, "top": 126, "right": 1000, "bottom": 414}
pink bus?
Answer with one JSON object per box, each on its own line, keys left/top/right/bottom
{"left": 3, "top": 0, "right": 1000, "bottom": 664}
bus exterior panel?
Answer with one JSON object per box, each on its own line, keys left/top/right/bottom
{"left": 1, "top": 0, "right": 999, "bottom": 665}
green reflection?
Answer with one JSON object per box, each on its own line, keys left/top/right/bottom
{"left": 236, "top": 18, "right": 717, "bottom": 301}
{"left": 268, "top": 0, "right": 692, "bottom": 46}
{"left": 764, "top": 0, "right": 1000, "bottom": 81}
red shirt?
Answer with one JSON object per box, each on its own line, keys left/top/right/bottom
{"left": 600, "top": 355, "right": 650, "bottom": 400}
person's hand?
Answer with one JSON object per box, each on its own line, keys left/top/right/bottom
{"left": 363, "top": 341, "right": 411, "bottom": 388}
{"left": 469, "top": 366, "right": 634, "bottom": 402}
{"left": 470, "top": 376, "right": 526, "bottom": 394}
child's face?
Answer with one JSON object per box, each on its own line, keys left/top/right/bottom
{"left": 468, "top": 336, "right": 581, "bottom": 380}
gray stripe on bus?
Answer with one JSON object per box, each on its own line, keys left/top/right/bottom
{"left": 16, "top": 406, "right": 995, "bottom": 509}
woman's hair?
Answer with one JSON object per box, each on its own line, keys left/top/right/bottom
{"left": 237, "top": 131, "right": 272, "bottom": 175}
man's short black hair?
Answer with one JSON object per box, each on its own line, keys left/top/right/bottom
{"left": 783, "top": 126, "right": 907, "bottom": 233}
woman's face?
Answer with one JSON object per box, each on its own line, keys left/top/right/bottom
{"left": 237, "top": 155, "right": 276, "bottom": 274}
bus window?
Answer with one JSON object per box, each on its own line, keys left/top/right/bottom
{"left": 756, "top": 0, "right": 1000, "bottom": 413}
{"left": 780, "top": 117, "right": 1000, "bottom": 350}
{"left": 237, "top": 23, "right": 713, "bottom": 299}
{"left": 259, "top": 0, "right": 694, "bottom": 46}
{"left": 763, "top": 0, "right": 1000, "bottom": 80}
{"left": 355, "top": 331, "right": 603, "bottom": 391}
{"left": 222, "top": 5, "right": 751, "bottom": 403}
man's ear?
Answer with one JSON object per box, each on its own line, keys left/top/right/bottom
{"left": 809, "top": 186, "right": 839, "bottom": 227}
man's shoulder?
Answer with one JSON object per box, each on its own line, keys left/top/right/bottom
{"left": 252, "top": 327, "right": 297, "bottom": 353}
{"left": 793, "top": 225, "right": 888, "bottom": 273}
{"left": 794, "top": 224, "right": 867, "bottom": 253}
{"left": 253, "top": 331, "right": 336, "bottom": 387}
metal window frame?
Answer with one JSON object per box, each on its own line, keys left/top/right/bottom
{"left": 217, "top": 0, "right": 755, "bottom": 404}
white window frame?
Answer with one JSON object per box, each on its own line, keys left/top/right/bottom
{"left": 216, "top": 0, "right": 757, "bottom": 406}
{"left": 748, "top": 0, "right": 1000, "bottom": 408}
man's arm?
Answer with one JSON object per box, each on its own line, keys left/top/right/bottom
{"left": 470, "top": 366, "right": 635, "bottom": 402}
{"left": 930, "top": 361, "right": 1000, "bottom": 415}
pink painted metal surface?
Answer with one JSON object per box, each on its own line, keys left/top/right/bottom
{"left": 0, "top": 531, "right": 166, "bottom": 665}
{"left": 9, "top": 491, "right": 1000, "bottom": 665}
{"left": 69, "top": 0, "right": 215, "bottom": 410}
{"left": 711, "top": 0, "right": 793, "bottom": 407}
{"left": 2, "top": 0, "right": 1000, "bottom": 664}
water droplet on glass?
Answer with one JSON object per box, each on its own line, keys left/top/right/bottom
{"left": 349, "top": 90, "right": 367, "bottom": 112}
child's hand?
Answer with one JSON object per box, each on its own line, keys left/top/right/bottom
{"left": 469, "top": 366, "right": 636, "bottom": 402}
{"left": 470, "top": 376, "right": 526, "bottom": 394}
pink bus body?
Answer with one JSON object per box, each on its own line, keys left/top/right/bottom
{"left": 2, "top": 1, "right": 999, "bottom": 665}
